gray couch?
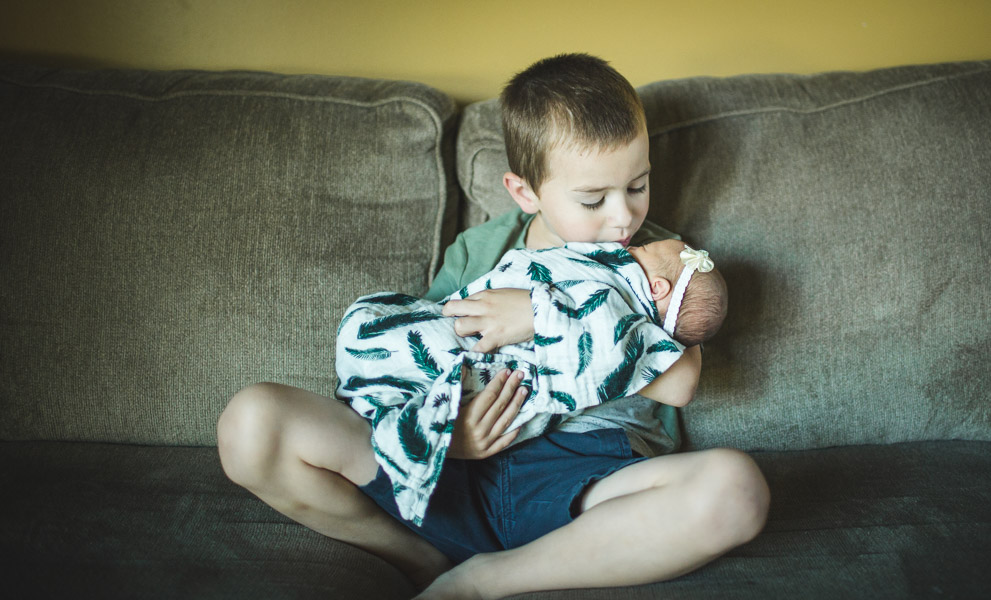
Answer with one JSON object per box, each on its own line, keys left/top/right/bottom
{"left": 1, "top": 60, "right": 988, "bottom": 599}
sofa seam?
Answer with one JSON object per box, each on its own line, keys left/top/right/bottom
{"left": 646, "top": 66, "right": 991, "bottom": 138}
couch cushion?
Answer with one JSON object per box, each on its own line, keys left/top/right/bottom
{"left": 0, "top": 441, "right": 416, "bottom": 599}
{"left": 0, "top": 65, "right": 458, "bottom": 445}
{"left": 455, "top": 62, "right": 991, "bottom": 451}
{"left": 3, "top": 440, "right": 987, "bottom": 599}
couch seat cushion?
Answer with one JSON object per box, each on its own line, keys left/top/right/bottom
{"left": 3, "top": 440, "right": 988, "bottom": 599}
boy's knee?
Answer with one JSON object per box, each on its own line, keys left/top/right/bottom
{"left": 692, "top": 448, "right": 770, "bottom": 550}
{"left": 217, "top": 382, "right": 285, "bottom": 487}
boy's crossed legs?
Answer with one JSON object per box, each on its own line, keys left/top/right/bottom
{"left": 217, "top": 382, "right": 452, "bottom": 588}
{"left": 218, "top": 383, "right": 769, "bottom": 598}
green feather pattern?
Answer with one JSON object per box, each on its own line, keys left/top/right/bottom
{"left": 407, "top": 330, "right": 442, "bottom": 378}
{"left": 534, "top": 333, "right": 563, "bottom": 346}
{"left": 552, "top": 288, "right": 611, "bottom": 319}
{"left": 641, "top": 366, "right": 664, "bottom": 383}
{"left": 597, "top": 331, "right": 645, "bottom": 403}
{"left": 565, "top": 257, "right": 613, "bottom": 272}
{"left": 528, "top": 260, "right": 554, "bottom": 283}
{"left": 647, "top": 339, "right": 680, "bottom": 353}
{"left": 345, "top": 347, "right": 392, "bottom": 360}
{"left": 357, "top": 310, "right": 443, "bottom": 339}
{"left": 614, "top": 314, "right": 643, "bottom": 344}
{"left": 550, "top": 390, "right": 577, "bottom": 411}
{"left": 582, "top": 248, "right": 638, "bottom": 270}
{"left": 343, "top": 375, "right": 426, "bottom": 394}
{"left": 577, "top": 331, "right": 593, "bottom": 377}
{"left": 361, "top": 293, "right": 420, "bottom": 306}
{"left": 397, "top": 406, "right": 431, "bottom": 464}
{"left": 430, "top": 420, "right": 455, "bottom": 434}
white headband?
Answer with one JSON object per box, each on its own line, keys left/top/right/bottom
{"left": 662, "top": 246, "right": 715, "bottom": 337}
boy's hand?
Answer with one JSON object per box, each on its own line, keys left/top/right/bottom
{"left": 448, "top": 369, "right": 528, "bottom": 460}
{"left": 443, "top": 288, "right": 535, "bottom": 353}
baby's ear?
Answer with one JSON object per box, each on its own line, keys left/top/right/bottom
{"left": 503, "top": 172, "right": 539, "bottom": 214}
{"left": 650, "top": 277, "right": 672, "bottom": 302}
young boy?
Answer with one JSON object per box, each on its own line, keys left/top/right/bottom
{"left": 217, "top": 53, "right": 768, "bottom": 599}
{"left": 337, "top": 239, "right": 728, "bottom": 526}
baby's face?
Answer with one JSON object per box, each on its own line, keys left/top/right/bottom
{"left": 626, "top": 239, "right": 684, "bottom": 274}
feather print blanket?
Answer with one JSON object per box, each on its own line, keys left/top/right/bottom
{"left": 335, "top": 242, "right": 685, "bottom": 525}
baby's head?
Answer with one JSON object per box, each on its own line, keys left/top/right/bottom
{"left": 627, "top": 240, "right": 728, "bottom": 346}
{"left": 500, "top": 54, "right": 651, "bottom": 248}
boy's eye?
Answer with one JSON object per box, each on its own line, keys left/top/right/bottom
{"left": 629, "top": 184, "right": 647, "bottom": 194}
{"left": 582, "top": 198, "right": 605, "bottom": 211}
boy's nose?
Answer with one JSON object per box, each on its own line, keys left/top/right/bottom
{"left": 608, "top": 200, "right": 634, "bottom": 228}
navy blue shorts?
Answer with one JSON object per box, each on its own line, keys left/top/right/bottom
{"left": 358, "top": 428, "right": 646, "bottom": 564}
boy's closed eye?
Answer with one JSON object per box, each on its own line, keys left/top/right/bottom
{"left": 580, "top": 184, "right": 648, "bottom": 211}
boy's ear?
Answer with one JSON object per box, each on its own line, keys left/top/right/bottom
{"left": 503, "top": 172, "right": 540, "bottom": 214}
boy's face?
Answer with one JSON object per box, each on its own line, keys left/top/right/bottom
{"left": 523, "top": 130, "right": 650, "bottom": 249}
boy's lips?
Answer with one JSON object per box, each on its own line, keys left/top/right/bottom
{"left": 617, "top": 236, "right": 632, "bottom": 247}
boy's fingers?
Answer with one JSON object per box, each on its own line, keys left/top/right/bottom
{"left": 479, "top": 370, "right": 523, "bottom": 431}
{"left": 464, "top": 369, "right": 509, "bottom": 421}
{"left": 489, "top": 385, "right": 527, "bottom": 437}
{"left": 442, "top": 297, "right": 483, "bottom": 317}
{"left": 452, "top": 316, "right": 482, "bottom": 338}
{"left": 441, "top": 300, "right": 464, "bottom": 317}
{"left": 486, "top": 428, "right": 520, "bottom": 456}
{"left": 470, "top": 335, "right": 498, "bottom": 353}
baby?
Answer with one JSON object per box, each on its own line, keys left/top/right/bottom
{"left": 335, "top": 239, "right": 727, "bottom": 524}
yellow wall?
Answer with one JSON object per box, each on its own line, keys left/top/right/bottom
{"left": 2, "top": 0, "right": 989, "bottom": 103}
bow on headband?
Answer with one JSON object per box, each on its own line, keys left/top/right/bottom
{"left": 679, "top": 247, "right": 714, "bottom": 273}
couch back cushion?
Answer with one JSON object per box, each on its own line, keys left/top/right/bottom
{"left": 456, "top": 62, "right": 991, "bottom": 451}
{"left": 1, "top": 65, "right": 458, "bottom": 445}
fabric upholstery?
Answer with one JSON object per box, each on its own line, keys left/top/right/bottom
{"left": 1, "top": 441, "right": 416, "bottom": 599}
{"left": 455, "top": 62, "right": 991, "bottom": 451}
{"left": 0, "top": 65, "right": 459, "bottom": 445}
{"left": 4, "top": 440, "right": 988, "bottom": 599}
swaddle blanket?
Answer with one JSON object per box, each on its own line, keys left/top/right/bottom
{"left": 335, "top": 242, "right": 685, "bottom": 525}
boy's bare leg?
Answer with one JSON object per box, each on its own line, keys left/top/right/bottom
{"left": 217, "top": 382, "right": 451, "bottom": 588}
{"left": 417, "top": 447, "right": 770, "bottom": 599}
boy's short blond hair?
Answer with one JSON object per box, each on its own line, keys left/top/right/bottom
{"left": 500, "top": 53, "right": 646, "bottom": 193}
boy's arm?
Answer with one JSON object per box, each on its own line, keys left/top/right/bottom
{"left": 636, "top": 345, "right": 701, "bottom": 407}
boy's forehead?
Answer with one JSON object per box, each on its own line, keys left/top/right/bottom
{"left": 544, "top": 131, "right": 650, "bottom": 182}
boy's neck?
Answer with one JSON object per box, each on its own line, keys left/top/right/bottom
{"left": 524, "top": 214, "right": 562, "bottom": 250}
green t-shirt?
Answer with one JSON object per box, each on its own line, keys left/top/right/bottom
{"left": 426, "top": 208, "right": 683, "bottom": 456}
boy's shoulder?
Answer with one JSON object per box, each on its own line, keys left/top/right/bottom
{"left": 425, "top": 209, "right": 532, "bottom": 301}
{"left": 461, "top": 208, "right": 533, "bottom": 248}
